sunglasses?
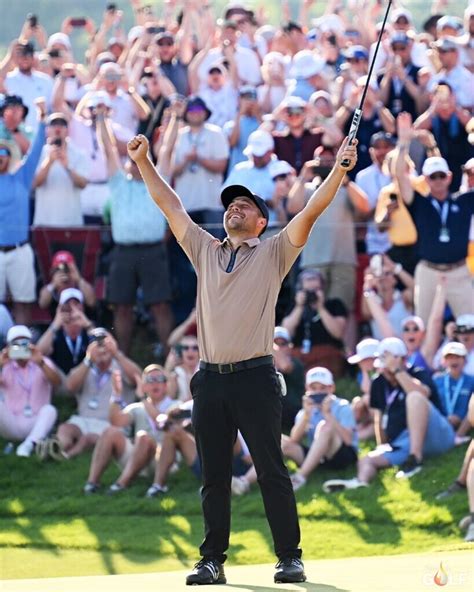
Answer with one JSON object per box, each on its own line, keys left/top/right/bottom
{"left": 347, "top": 57, "right": 365, "bottom": 63}
{"left": 157, "top": 40, "right": 174, "bottom": 47}
{"left": 209, "top": 68, "right": 223, "bottom": 75}
{"left": 181, "top": 345, "right": 199, "bottom": 351}
{"left": 429, "top": 172, "right": 447, "bottom": 180}
{"left": 240, "top": 92, "right": 257, "bottom": 100}
{"left": 438, "top": 48, "right": 456, "bottom": 54}
{"left": 403, "top": 326, "right": 420, "bottom": 333}
{"left": 144, "top": 374, "right": 168, "bottom": 384}
{"left": 287, "top": 108, "right": 305, "bottom": 116}
{"left": 274, "top": 173, "right": 289, "bottom": 181}
{"left": 392, "top": 45, "right": 407, "bottom": 51}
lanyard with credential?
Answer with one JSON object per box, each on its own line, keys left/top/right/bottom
{"left": 431, "top": 199, "right": 450, "bottom": 242}
{"left": 64, "top": 334, "right": 83, "bottom": 365}
{"left": 384, "top": 387, "right": 400, "bottom": 412}
{"left": 444, "top": 374, "right": 465, "bottom": 416}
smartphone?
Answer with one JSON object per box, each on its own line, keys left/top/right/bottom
{"left": 52, "top": 138, "right": 63, "bottom": 148}
{"left": 48, "top": 49, "right": 62, "bottom": 58}
{"left": 70, "top": 17, "right": 87, "bottom": 28}
{"left": 370, "top": 254, "right": 383, "bottom": 278}
{"left": 27, "top": 13, "right": 38, "bottom": 28}
{"left": 328, "top": 34, "right": 337, "bottom": 47}
{"left": 146, "top": 26, "right": 163, "bottom": 34}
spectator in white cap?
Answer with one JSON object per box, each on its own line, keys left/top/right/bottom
{"left": 433, "top": 342, "right": 474, "bottom": 442}
{"left": 455, "top": 314, "right": 474, "bottom": 377}
{"left": 37, "top": 287, "right": 94, "bottom": 376}
{"left": 192, "top": 62, "right": 239, "bottom": 129}
{"left": 267, "top": 159, "right": 295, "bottom": 226}
{"left": 323, "top": 337, "right": 454, "bottom": 492}
{"left": 273, "top": 96, "right": 329, "bottom": 174}
{"left": 427, "top": 38, "right": 474, "bottom": 109}
{"left": 281, "top": 366, "right": 358, "bottom": 491}
{"left": 286, "top": 50, "right": 327, "bottom": 102}
{"left": 0, "top": 325, "right": 60, "bottom": 457}
{"left": 348, "top": 338, "right": 379, "bottom": 441}
{"left": 272, "top": 325, "right": 305, "bottom": 433}
{"left": 223, "top": 129, "right": 276, "bottom": 206}
{"left": 395, "top": 113, "right": 474, "bottom": 325}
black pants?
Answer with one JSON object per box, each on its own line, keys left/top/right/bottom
{"left": 191, "top": 364, "right": 302, "bottom": 563}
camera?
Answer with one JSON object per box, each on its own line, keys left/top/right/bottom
{"left": 52, "top": 138, "right": 63, "bottom": 148}
{"left": 27, "top": 13, "right": 38, "bottom": 28}
{"left": 106, "top": 2, "right": 117, "bottom": 11}
{"left": 305, "top": 290, "right": 318, "bottom": 306}
{"left": 8, "top": 342, "right": 31, "bottom": 361}
{"left": 389, "top": 192, "right": 398, "bottom": 203}
{"left": 70, "top": 18, "right": 87, "bottom": 28}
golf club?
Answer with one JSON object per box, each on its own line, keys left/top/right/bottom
{"left": 341, "top": 0, "right": 393, "bottom": 168}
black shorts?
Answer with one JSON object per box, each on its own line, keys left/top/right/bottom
{"left": 301, "top": 442, "right": 357, "bottom": 470}
{"left": 107, "top": 242, "right": 172, "bottom": 305}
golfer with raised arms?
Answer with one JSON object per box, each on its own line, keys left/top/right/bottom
{"left": 127, "top": 133, "right": 357, "bottom": 585}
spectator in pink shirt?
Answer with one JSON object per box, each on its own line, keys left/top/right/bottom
{"left": 0, "top": 325, "right": 61, "bottom": 457}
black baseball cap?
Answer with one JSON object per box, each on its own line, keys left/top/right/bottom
{"left": 370, "top": 132, "right": 396, "bottom": 147}
{"left": 17, "top": 41, "right": 34, "bottom": 55}
{"left": 221, "top": 185, "right": 269, "bottom": 234}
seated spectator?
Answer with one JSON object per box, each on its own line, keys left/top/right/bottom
{"left": 0, "top": 304, "right": 14, "bottom": 349}
{"left": 433, "top": 342, "right": 474, "bottom": 441}
{"left": 165, "top": 335, "right": 200, "bottom": 402}
{"left": 38, "top": 250, "right": 96, "bottom": 315}
{"left": 0, "top": 325, "right": 60, "bottom": 457}
{"left": 455, "top": 315, "right": 474, "bottom": 376}
{"left": 32, "top": 112, "right": 88, "bottom": 227}
{"left": 282, "top": 367, "right": 358, "bottom": 492}
{"left": 83, "top": 365, "right": 175, "bottom": 494}
{"left": 97, "top": 105, "right": 173, "bottom": 356}
{"left": 0, "top": 94, "right": 33, "bottom": 169}
{"left": 0, "top": 101, "right": 46, "bottom": 325}
{"left": 223, "top": 85, "right": 261, "bottom": 172}
{"left": 286, "top": 50, "right": 327, "bottom": 102}
{"left": 146, "top": 404, "right": 251, "bottom": 497}
{"left": 323, "top": 338, "right": 454, "bottom": 492}
{"left": 272, "top": 96, "right": 325, "bottom": 174}
{"left": 400, "top": 315, "right": 433, "bottom": 372}
{"left": 347, "top": 338, "right": 380, "bottom": 441}
{"left": 52, "top": 329, "right": 140, "bottom": 459}
{"left": 273, "top": 326, "right": 305, "bottom": 433}
{"left": 37, "top": 288, "right": 93, "bottom": 376}
{"left": 287, "top": 148, "right": 370, "bottom": 312}
{"left": 282, "top": 269, "right": 348, "bottom": 377}
{"left": 396, "top": 117, "right": 474, "bottom": 325}
{"left": 413, "top": 84, "right": 472, "bottom": 191}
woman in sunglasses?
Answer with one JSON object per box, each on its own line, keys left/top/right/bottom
{"left": 83, "top": 364, "right": 174, "bottom": 494}
{"left": 165, "top": 335, "right": 199, "bottom": 402}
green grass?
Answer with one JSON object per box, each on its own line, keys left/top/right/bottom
{"left": 0, "top": 438, "right": 471, "bottom": 580}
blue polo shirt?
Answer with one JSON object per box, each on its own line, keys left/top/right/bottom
{"left": 0, "top": 122, "right": 45, "bottom": 246}
{"left": 408, "top": 191, "right": 474, "bottom": 264}
{"left": 433, "top": 371, "right": 474, "bottom": 419}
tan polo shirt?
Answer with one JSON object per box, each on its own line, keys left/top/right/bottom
{"left": 179, "top": 223, "right": 302, "bottom": 363}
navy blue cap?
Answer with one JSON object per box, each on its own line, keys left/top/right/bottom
{"left": 221, "top": 185, "right": 269, "bottom": 235}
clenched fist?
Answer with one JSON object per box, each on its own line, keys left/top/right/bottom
{"left": 336, "top": 137, "right": 358, "bottom": 172}
{"left": 127, "top": 134, "right": 149, "bottom": 163}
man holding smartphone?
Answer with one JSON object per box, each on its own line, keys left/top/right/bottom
{"left": 281, "top": 366, "right": 358, "bottom": 492}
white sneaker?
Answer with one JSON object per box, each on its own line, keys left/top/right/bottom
{"left": 290, "top": 473, "right": 307, "bottom": 492}
{"left": 16, "top": 441, "right": 34, "bottom": 457}
{"left": 464, "top": 522, "right": 474, "bottom": 542}
{"left": 322, "top": 477, "right": 368, "bottom": 493}
{"left": 231, "top": 476, "right": 250, "bottom": 496}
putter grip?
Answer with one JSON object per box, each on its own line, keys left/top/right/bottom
{"left": 341, "top": 108, "right": 362, "bottom": 168}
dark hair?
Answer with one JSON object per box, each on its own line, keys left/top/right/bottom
{"left": 283, "top": 21, "right": 303, "bottom": 34}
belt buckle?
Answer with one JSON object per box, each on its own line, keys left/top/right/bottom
{"left": 218, "top": 363, "right": 234, "bottom": 374}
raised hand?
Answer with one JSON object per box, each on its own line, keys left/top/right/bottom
{"left": 336, "top": 137, "right": 358, "bottom": 172}
{"left": 396, "top": 112, "right": 413, "bottom": 145}
{"left": 127, "top": 134, "right": 149, "bottom": 163}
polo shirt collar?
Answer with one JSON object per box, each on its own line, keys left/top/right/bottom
{"left": 222, "top": 236, "right": 261, "bottom": 249}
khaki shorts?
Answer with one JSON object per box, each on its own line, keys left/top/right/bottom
{"left": 117, "top": 438, "right": 157, "bottom": 478}
{"left": 67, "top": 415, "right": 109, "bottom": 436}
{"left": 0, "top": 243, "right": 36, "bottom": 302}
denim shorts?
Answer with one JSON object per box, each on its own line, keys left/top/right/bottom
{"left": 381, "top": 402, "right": 455, "bottom": 467}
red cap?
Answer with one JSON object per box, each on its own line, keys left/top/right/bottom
{"left": 51, "top": 250, "right": 75, "bottom": 269}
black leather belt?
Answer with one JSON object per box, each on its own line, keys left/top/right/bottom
{"left": 199, "top": 355, "right": 273, "bottom": 375}
{"left": 0, "top": 240, "right": 28, "bottom": 253}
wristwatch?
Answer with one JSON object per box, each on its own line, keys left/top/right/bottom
{"left": 83, "top": 356, "right": 93, "bottom": 368}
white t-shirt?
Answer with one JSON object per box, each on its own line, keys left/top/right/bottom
{"left": 33, "top": 141, "right": 89, "bottom": 227}
{"left": 173, "top": 123, "right": 230, "bottom": 212}
{"left": 108, "top": 90, "right": 139, "bottom": 135}
{"left": 198, "top": 47, "right": 262, "bottom": 88}
{"left": 6, "top": 70, "right": 54, "bottom": 132}
{"left": 428, "top": 64, "right": 474, "bottom": 109}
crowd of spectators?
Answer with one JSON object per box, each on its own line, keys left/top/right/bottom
{"left": 0, "top": 0, "right": 473, "bottom": 543}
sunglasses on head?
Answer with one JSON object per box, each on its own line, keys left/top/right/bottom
{"left": 144, "top": 374, "right": 167, "bottom": 384}
{"left": 274, "top": 173, "right": 289, "bottom": 181}
{"left": 181, "top": 345, "right": 199, "bottom": 351}
{"left": 429, "top": 172, "right": 447, "bottom": 180}
{"left": 287, "top": 108, "right": 304, "bottom": 116}
{"left": 403, "top": 326, "right": 420, "bottom": 333}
